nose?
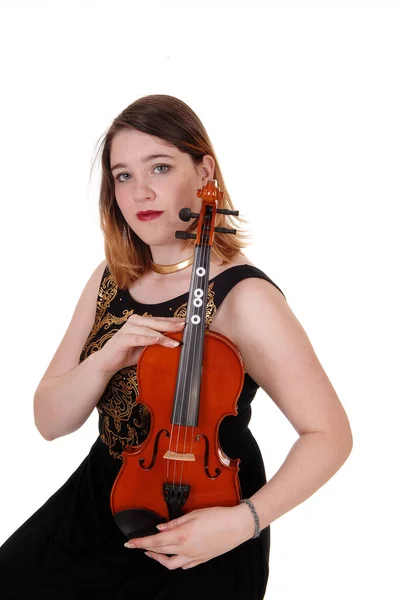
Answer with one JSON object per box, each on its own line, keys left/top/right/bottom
{"left": 130, "top": 180, "right": 156, "bottom": 204}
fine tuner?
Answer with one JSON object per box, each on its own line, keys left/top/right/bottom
{"left": 175, "top": 206, "right": 239, "bottom": 239}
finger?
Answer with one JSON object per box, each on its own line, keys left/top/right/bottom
{"left": 150, "top": 320, "right": 185, "bottom": 329}
{"left": 128, "top": 315, "right": 185, "bottom": 329}
{"left": 119, "top": 333, "right": 160, "bottom": 348}
{"left": 121, "top": 331, "right": 180, "bottom": 348}
{"left": 157, "top": 320, "right": 186, "bottom": 331}
{"left": 125, "top": 531, "right": 179, "bottom": 549}
{"left": 157, "top": 335, "right": 181, "bottom": 348}
{"left": 127, "top": 326, "right": 184, "bottom": 342}
{"left": 127, "top": 324, "right": 181, "bottom": 337}
{"left": 143, "top": 546, "right": 179, "bottom": 555}
{"left": 125, "top": 328, "right": 160, "bottom": 340}
{"left": 139, "top": 540, "right": 182, "bottom": 554}
{"left": 157, "top": 513, "right": 194, "bottom": 530}
{"left": 145, "top": 552, "right": 193, "bottom": 571}
{"left": 181, "top": 559, "right": 202, "bottom": 570}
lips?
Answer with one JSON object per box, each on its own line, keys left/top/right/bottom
{"left": 137, "top": 210, "right": 164, "bottom": 221}
{"left": 137, "top": 211, "right": 163, "bottom": 216}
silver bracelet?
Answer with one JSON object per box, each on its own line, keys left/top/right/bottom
{"left": 240, "top": 498, "right": 261, "bottom": 538}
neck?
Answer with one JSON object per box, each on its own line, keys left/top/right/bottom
{"left": 150, "top": 254, "right": 194, "bottom": 275}
{"left": 148, "top": 244, "right": 195, "bottom": 279}
{"left": 149, "top": 244, "right": 194, "bottom": 266}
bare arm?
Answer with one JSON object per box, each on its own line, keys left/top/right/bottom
{"left": 211, "top": 277, "right": 353, "bottom": 538}
{"left": 33, "top": 259, "right": 185, "bottom": 441}
{"left": 34, "top": 351, "right": 116, "bottom": 441}
{"left": 33, "top": 259, "right": 109, "bottom": 441}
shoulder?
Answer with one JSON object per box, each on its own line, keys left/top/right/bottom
{"left": 211, "top": 253, "right": 270, "bottom": 283}
{"left": 212, "top": 268, "right": 287, "bottom": 331}
{"left": 209, "top": 258, "right": 286, "bottom": 339}
{"left": 211, "top": 252, "right": 254, "bottom": 273}
{"left": 214, "top": 252, "right": 285, "bottom": 307}
{"left": 214, "top": 265, "right": 352, "bottom": 447}
{"left": 98, "top": 258, "right": 108, "bottom": 275}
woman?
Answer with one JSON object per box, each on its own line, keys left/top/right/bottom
{"left": 0, "top": 94, "right": 353, "bottom": 599}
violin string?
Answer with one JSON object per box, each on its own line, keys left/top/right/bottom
{"left": 166, "top": 210, "right": 212, "bottom": 501}
{"left": 188, "top": 238, "right": 207, "bottom": 485}
{"left": 165, "top": 299, "right": 189, "bottom": 484}
{"left": 178, "top": 240, "right": 205, "bottom": 491}
{"left": 175, "top": 240, "right": 203, "bottom": 490}
{"left": 166, "top": 240, "right": 202, "bottom": 488}
{"left": 184, "top": 215, "right": 212, "bottom": 491}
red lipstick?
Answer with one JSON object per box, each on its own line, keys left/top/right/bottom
{"left": 137, "top": 211, "right": 164, "bottom": 221}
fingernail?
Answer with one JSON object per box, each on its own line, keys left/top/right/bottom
{"left": 124, "top": 542, "right": 135, "bottom": 548}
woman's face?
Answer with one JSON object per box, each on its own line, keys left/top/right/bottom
{"left": 110, "top": 128, "right": 215, "bottom": 247}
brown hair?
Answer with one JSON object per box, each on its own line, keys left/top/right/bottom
{"left": 91, "top": 94, "right": 252, "bottom": 288}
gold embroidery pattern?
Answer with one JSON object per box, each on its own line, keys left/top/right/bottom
{"left": 92, "top": 305, "right": 154, "bottom": 460}
{"left": 173, "top": 281, "right": 216, "bottom": 329}
{"left": 79, "top": 271, "right": 120, "bottom": 360}
{"left": 98, "top": 365, "right": 151, "bottom": 460}
{"left": 80, "top": 311, "right": 136, "bottom": 362}
{"left": 82, "top": 268, "right": 218, "bottom": 460}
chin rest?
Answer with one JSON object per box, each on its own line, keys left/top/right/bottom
{"left": 113, "top": 508, "right": 167, "bottom": 539}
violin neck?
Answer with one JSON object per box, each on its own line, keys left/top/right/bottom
{"left": 171, "top": 240, "right": 212, "bottom": 427}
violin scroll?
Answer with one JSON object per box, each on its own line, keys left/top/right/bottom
{"left": 175, "top": 178, "right": 239, "bottom": 241}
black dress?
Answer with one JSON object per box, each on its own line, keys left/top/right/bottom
{"left": 0, "top": 263, "right": 285, "bottom": 600}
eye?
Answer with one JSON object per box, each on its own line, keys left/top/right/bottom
{"left": 114, "top": 164, "right": 171, "bottom": 183}
{"left": 153, "top": 164, "right": 171, "bottom": 174}
{"left": 115, "top": 172, "right": 130, "bottom": 182}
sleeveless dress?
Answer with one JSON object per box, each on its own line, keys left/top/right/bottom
{"left": 0, "top": 263, "right": 285, "bottom": 600}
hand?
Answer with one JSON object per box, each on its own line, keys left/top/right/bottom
{"left": 96, "top": 314, "right": 186, "bottom": 376}
{"left": 123, "top": 504, "right": 255, "bottom": 570}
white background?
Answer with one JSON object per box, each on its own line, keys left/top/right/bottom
{"left": 0, "top": 1, "right": 396, "bottom": 598}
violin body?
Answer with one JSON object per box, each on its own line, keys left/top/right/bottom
{"left": 110, "top": 178, "right": 245, "bottom": 539}
{"left": 110, "top": 328, "right": 244, "bottom": 539}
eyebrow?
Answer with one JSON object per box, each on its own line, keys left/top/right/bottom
{"left": 111, "top": 154, "right": 175, "bottom": 172}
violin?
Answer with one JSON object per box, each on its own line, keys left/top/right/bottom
{"left": 110, "top": 179, "right": 245, "bottom": 540}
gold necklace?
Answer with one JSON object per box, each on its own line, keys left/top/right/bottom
{"left": 150, "top": 255, "right": 194, "bottom": 274}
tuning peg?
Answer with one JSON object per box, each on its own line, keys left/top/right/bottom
{"left": 179, "top": 208, "right": 200, "bottom": 222}
{"left": 175, "top": 231, "right": 197, "bottom": 240}
{"left": 214, "top": 227, "right": 236, "bottom": 234}
{"left": 215, "top": 208, "right": 239, "bottom": 216}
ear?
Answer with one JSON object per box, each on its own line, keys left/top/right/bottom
{"left": 199, "top": 154, "right": 216, "bottom": 181}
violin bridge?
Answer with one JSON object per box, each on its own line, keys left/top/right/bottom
{"left": 163, "top": 450, "right": 196, "bottom": 462}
